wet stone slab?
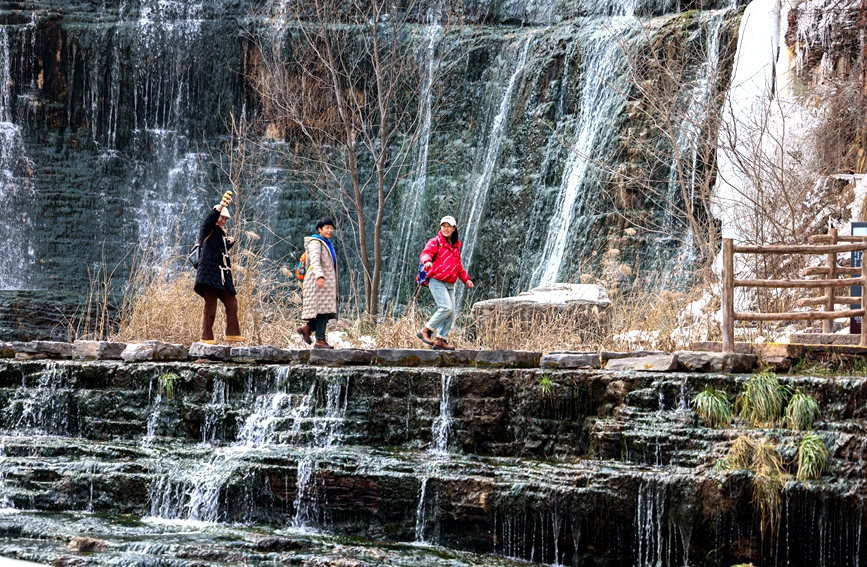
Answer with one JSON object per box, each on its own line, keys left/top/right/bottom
{"left": 541, "top": 352, "right": 601, "bottom": 369}
{"left": 605, "top": 354, "right": 678, "bottom": 372}
{"left": 475, "top": 350, "right": 541, "bottom": 368}
{"left": 308, "top": 349, "right": 375, "bottom": 366}
{"left": 230, "top": 346, "right": 309, "bottom": 363}
{"left": 11, "top": 340, "right": 74, "bottom": 359}
{"left": 73, "top": 340, "right": 127, "bottom": 360}
{"left": 674, "top": 351, "right": 756, "bottom": 373}
{"left": 121, "top": 341, "right": 189, "bottom": 362}
{"left": 374, "top": 349, "right": 442, "bottom": 366}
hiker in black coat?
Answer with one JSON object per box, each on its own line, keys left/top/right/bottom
{"left": 194, "top": 191, "right": 245, "bottom": 344}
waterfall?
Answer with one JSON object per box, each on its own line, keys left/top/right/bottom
{"left": 292, "top": 373, "right": 348, "bottom": 530}
{"left": 2, "top": 363, "right": 72, "bottom": 435}
{"left": 200, "top": 377, "right": 230, "bottom": 445}
{"left": 144, "top": 391, "right": 162, "bottom": 443}
{"left": 430, "top": 371, "right": 456, "bottom": 455}
{"left": 535, "top": 22, "right": 633, "bottom": 285}
{"left": 414, "top": 476, "right": 429, "bottom": 543}
{"left": 711, "top": 0, "right": 781, "bottom": 243}
{"left": 148, "top": 369, "right": 348, "bottom": 527}
{"left": 0, "top": 26, "right": 35, "bottom": 289}
{"left": 662, "top": 10, "right": 728, "bottom": 271}
{"left": 127, "top": 0, "right": 208, "bottom": 255}
{"left": 462, "top": 34, "right": 535, "bottom": 274}
{"left": 635, "top": 479, "right": 666, "bottom": 567}
{"left": 381, "top": 11, "right": 443, "bottom": 307}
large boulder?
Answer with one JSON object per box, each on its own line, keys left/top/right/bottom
{"left": 471, "top": 284, "right": 611, "bottom": 343}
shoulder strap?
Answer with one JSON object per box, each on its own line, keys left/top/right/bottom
{"left": 198, "top": 229, "right": 214, "bottom": 245}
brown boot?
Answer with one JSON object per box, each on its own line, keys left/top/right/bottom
{"left": 433, "top": 337, "right": 455, "bottom": 351}
{"left": 313, "top": 339, "right": 334, "bottom": 350}
{"left": 297, "top": 324, "right": 312, "bottom": 345}
{"left": 416, "top": 327, "right": 435, "bottom": 345}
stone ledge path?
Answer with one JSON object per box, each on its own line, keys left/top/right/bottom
{"left": 0, "top": 340, "right": 759, "bottom": 373}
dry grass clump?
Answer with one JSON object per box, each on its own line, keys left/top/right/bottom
{"left": 716, "top": 435, "right": 790, "bottom": 542}
{"left": 109, "top": 240, "right": 301, "bottom": 346}
{"left": 471, "top": 304, "right": 607, "bottom": 352}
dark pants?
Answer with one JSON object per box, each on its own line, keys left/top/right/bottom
{"left": 307, "top": 314, "right": 330, "bottom": 340}
{"left": 201, "top": 286, "right": 240, "bottom": 341}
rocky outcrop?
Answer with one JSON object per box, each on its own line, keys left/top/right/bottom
{"left": 471, "top": 284, "right": 611, "bottom": 343}
{"left": 0, "top": 359, "right": 862, "bottom": 566}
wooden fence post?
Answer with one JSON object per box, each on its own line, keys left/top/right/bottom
{"left": 861, "top": 238, "right": 867, "bottom": 347}
{"left": 824, "top": 228, "right": 838, "bottom": 333}
{"left": 722, "top": 238, "right": 735, "bottom": 353}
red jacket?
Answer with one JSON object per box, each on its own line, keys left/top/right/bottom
{"left": 420, "top": 232, "right": 470, "bottom": 284}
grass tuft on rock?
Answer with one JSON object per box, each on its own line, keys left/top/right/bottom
{"left": 691, "top": 385, "right": 732, "bottom": 428}
{"left": 785, "top": 390, "right": 820, "bottom": 430}
{"left": 796, "top": 432, "right": 829, "bottom": 481}
{"left": 737, "top": 371, "right": 791, "bottom": 427}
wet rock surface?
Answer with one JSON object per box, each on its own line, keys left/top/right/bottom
{"left": 189, "top": 342, "right": 232, "bottom": 361}
{"left": 0, "top": 360, "right": 862, "bottom": 566}
{"left": 605, "top": 353, "right": 679, "bottom": 372}
{"left": 72, "top": 340, "right": 127, "bottom": 360}
{"left": 121, "top": 341, "right": 189, "bottom": 362}
{"left": 540, "top": 351, "right": 601, "bottom": 369}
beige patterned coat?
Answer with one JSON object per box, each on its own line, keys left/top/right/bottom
{"left": 301, "top": 236, "right": 339, "bottom": 320}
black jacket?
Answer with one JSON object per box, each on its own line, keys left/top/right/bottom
{"left": 194, "top": 208, "right": 236, "bottom": 296}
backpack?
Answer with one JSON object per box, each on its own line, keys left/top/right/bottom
{"left": 295, "top": 252, "right": 308, "bottom": 281}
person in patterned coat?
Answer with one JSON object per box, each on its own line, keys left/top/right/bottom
{"left": 194, "top": 191, "right": 245, "bottom": 344}
{"left": 296, "top": 218, "right": 339, "bottom": 349}
{"left": 416, "top": 215, "right": 474, "bottom": 350}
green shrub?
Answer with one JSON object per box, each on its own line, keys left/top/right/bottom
{"left": 159, "top": 372, "right": 181, "bottom": 400}
{"left": 691, "top": 386, "right": 732, "bottom": 428}
{"left": 737, "top": 371, "right": 791, "bottom": 427}
{"left": 796, "top": 433, "right": 829, "bottom": 480}
{"left": 784, "top": 390, "right": 820, "bottom": 430}
{"left": 537, "top": 375, "right": 554, "bottom": 399}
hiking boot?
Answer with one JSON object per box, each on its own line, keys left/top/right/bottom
{"left": 225, "top": 335, "right": 246, "bottom": 343}
{"left": 416, "top": 327, "right": 435, "bottom": 345}
{"left": 296, "top": 324, "right": 313, "bottom": 345}
{"left": 200, "top": 339, "right": 217, "bottom": 345}
{"left": 432, "top": 337, "right": 455, "bottom": 351}
{"left": 313, "top": 339, "right": 334, "bottom": 350}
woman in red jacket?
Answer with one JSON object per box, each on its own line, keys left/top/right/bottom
{"left": 416, "top": 216, "right": 474, "bottom": 350}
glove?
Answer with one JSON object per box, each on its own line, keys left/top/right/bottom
{"left": 220, "top": 190, "right": 233, "bottom": 207}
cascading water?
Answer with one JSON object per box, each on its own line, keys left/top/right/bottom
{"left": 461, "top": 34, "right": 535, "bottom": 274}
{"left": 381, "top": 11, "right": 443, "bottom": 307}
{"left": 660, "top": 10, "right": 729, "bottom": 274}
{"left": 148, "top": 368, "right": 349, "bottom": 528}
{"left": 414, "top": 370, "right": 458, "bottom": 544}
{"left": 534, "top": 21, "right": 634, "bottom": 285}
{"left": 127, "top": 0, "right": 208, "bottom": 254}
{"left": 2, "top": 363, "right": 72, "bottom": 435}
{"left": 0, "top": 26, "right": 35, "bottom": 289}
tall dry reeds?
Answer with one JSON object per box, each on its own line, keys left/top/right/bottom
{"left": 110, "top": 240, "right": 302, "bottom": 346}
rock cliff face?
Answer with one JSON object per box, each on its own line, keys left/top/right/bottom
{"left": 0, "top": 0, "right": 749, "bottom": 332}
{"left": 2, "top": 0, "right": 863, "bottom": 338}
{"left": 0, "top": 360, "right": 863, "bottom": 566}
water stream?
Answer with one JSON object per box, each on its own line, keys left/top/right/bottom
{"left": 534, "top": 21, "right": 634, "bottom": 285}
{"left": 462, "top": 33, "right": 535, "bottom": 275}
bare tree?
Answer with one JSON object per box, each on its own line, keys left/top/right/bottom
{"left": 248, "top": 0, "right": 458, "bottom": 317}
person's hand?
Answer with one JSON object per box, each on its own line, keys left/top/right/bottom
{"left": 423, "top": 261, "right": 432, "bottom": 270}
{"left": 316, "top": 277, "right": 325, "bottom": 289}
{"left": 466, "top": 280, "right": 474, "bottom": 289}
{"left": 226, "top": 236, "right": 235, "bottom": 245}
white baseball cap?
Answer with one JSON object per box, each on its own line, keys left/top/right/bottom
{"left": 440, "top": 215, "right": 457, "bottom": 227}
{"left": 220, "top": 207, "right": 231, "bottom": 218}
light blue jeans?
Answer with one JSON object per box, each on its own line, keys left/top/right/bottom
{"left": 425, "top": 278, "right": 457, "bottom": 338}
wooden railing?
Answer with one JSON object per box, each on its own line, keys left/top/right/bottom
{"left": 721, "top": 229, "right": 867, "bottom": 352}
